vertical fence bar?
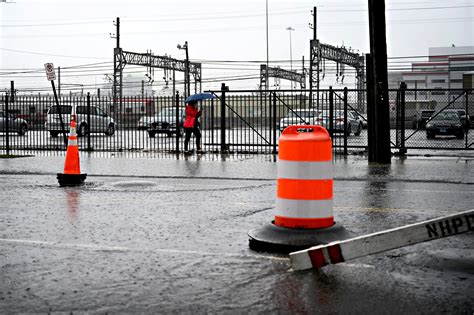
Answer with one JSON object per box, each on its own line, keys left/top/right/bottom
{"left": 210, "top": 97, "right": 215, "bottom": 149}
{"left": 175, "top": 91, "right": 180, "bottom": 153}
{"left": 395, "top": 89, "right": 400, "bottom": 148}
{"left": 5, "top": 94, "right": 10, "bottom": 155}
{"left": 220, "top": 83, "right": 228, "bottom": 153}
{"left": 272, "top": 91, "right": 277, "bottom": 154}
{"left": 465, "top": 90, "right": 469, "bottom": 149}
{"left": 86, "top": 93, "right": 91, "bottom": 151}
{"left": 329, "top": 86, "right": 334, "bottom": 140}
{"left": 400, "top": 82, "right": 407, "bottom": 155}
{"left": 343, "top": 87, "right": 348, "bottom": 155}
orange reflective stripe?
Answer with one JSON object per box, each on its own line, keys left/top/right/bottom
{"left": 275, "top": 216, "right": 334, "bottom": 229}
{"left": 69, "top": 136, "right": 77, "bottom": 141}
{"left": 279, "top": 138, "right": 332, "bottom": 161}
{"left": 277, "top": 178, "right": 333, "bottom": 200}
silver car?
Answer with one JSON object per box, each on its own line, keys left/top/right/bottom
{"left": 45, "top": 105, "right": 116, "bottom": 137}
{"left": 320, "top": 110, "right": 362, "bottom": 136}
{"left": 0, "top": 111, "right": 28, "bottom": 136}
{"left": 279, "top": 109, "right": 321, "bottom": 132}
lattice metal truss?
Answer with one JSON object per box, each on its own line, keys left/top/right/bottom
{"left": 260, "top": 64, "right": 305, "bottom": 90}
{"left": 310, "top": 40, "right": 365, "bottom": 91}
{"left": 113, "top": 49, "right": 201, "bottom": 101}
{"left": 309, "top": 40, "right": 365, "bottom": 109}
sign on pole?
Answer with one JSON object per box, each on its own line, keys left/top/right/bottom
{"left": 44, "top": 63, "right": 56, "bottom": 81}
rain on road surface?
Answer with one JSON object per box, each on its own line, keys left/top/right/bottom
{"left": 1, "top": 153, "right": 473, "bottom": 313}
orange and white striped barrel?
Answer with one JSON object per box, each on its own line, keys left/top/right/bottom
{"left": 276, "top": 125, "right": 333, "bottom": 229}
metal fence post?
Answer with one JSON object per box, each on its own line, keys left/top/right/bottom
{"left": 5, "top": 94, "right": 10, "bottom": 155}
{"left": 395, "top": 89, "right": 400, "bottom": 147}
{"left": 272, "top": 91, "right": 277, "bottom": 154}
{"left": 399, "top": 82, "right": 407, "bottom": 155}
{"left": 175, "top": 90, "right": 180, "bottom": 153}
{"left": 220, "top": 83, "right": 229, "bottom": 153}
{"left": 86, "top": 93, "right": 92, "bottom": 151}
{"left": 329, "top": 86, "right": 334, "bottom": 139}
{"left": 343, "top": 87, "right": 348, "bottom": 155}
{"left": 465, "top": 89, "right": 469, "bottom": 149}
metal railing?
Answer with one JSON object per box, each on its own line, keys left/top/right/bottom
{"left": 1, "top": 86, "right": 473, "bottom": 155}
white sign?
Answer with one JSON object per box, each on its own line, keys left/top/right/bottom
{"left": 44, "top": 63, "right": 56, "bottom": 81}
{"left": 290, "top": 208, "right": 474, "bottom": 271}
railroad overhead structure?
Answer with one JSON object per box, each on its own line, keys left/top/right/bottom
{"left": 310, "top": 39, "right": 365, "bottom": 110}
{"left": 260, "top": 64, "right": 305, "bottom": 91}
{"left": 113, "top": 48, "right": 202, "bottom": 102}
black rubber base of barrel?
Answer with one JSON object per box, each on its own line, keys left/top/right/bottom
{"left": 248, "top": 221, "right": 352, "bottom": 254}
{"left": 57, "top": 173, "right": 87, "bottom": 187}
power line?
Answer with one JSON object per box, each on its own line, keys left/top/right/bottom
{"left": 0, "top": 47, "right": 109, "bottom": 60}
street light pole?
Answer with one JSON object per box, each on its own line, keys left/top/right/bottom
{"left": 266, "top": 0, "right": 269, "bottom": 91}
{"left": 177, "top": 41, "right": 190, "bottom": 97}
{"left": 286, "top": 26, "right": 294, "bottom": 89}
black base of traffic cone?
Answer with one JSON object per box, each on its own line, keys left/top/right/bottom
{"left": 57, "top": 173, "right": 87, "bottom": 187}
{"left": 248, "top": 221, "right": 352, "bottom": 254}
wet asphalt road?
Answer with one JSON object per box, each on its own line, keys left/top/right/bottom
{"left": 0, "top": 153, "right": 473, "bottom": 313}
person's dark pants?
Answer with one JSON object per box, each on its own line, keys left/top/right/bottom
{"left": 184, "top": 127, "right": 201, "bottom": 151}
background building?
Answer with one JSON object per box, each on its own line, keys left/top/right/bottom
{"left": 395, "top": 46, "right": 474, "bottom": 98}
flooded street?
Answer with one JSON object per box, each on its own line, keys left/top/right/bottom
{"left": 1, "top": 153, "right": 473, "bottom": 313}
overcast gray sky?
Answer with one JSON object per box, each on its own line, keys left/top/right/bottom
{"left": 1, "top": 0, "right": 473, "bottom": 94}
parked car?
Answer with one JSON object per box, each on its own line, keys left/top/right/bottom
{"left": 137, "top": 116, "right": 156, "bottom": 130}
{"left": 452, "top": 109, "right": 471, "bottom": 129}
{"left": 320, "top": 110, "right": 362, "bottom": 136}
{"left": 348, "top": 110, "right": 366, "bottom": 130}
{"left": 147, "top": 107, "right": 185, "bottom": 138}
{"left": 45, "top": 105, "right": 116, "bottom": 137}
{"left": 412, "top": 109, "right": 435, "bottom": 129}
{"left": 279, "top": 109, "right": 321, "bottom": 132}
{"left": 0, "top": 111, "right": 29, "bottom": 136}
{"left": 426, "top": 110, "right": 464, "bottom": 139}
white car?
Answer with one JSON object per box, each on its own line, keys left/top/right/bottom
{"left": 45, "top": 104, "right": 116, "bottom": 137}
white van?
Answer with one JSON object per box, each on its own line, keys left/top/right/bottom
{"left": 45, "top": 104, "right": 116, "bottom": 137}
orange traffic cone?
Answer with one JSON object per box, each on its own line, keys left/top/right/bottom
{"left": 57, "top": 116, "right": 87, "bottom": 187}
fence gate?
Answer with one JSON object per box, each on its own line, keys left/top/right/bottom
{"left": 392, "top": 88, "right": 473, "bottom": 152}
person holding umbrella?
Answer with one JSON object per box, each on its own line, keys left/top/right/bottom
{"left": 183, "top": 100, "right": 202, "bottom": 154}
{"left": 183, "top": 93, "right": 215, "bottom": 154}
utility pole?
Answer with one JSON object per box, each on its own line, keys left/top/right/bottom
{"left": 112, "top": 17, "right": 122, "bottom": 109}
{"left": 116, "top": 17, "right": 120, "bottom": 49}
{"left": 286, "top": 27, "right": 294, "bottom": 89}
{"left": 368, "top": 0, "right": 391, "bottom": 163}
{"left": 309, "top": 7, "right": 318, "bottom": 107}
{"left": 58, "top": 66, "right": 61, "bottom": 99}
{"left": 10, "top": 81, "right": 15, "bottom": 103}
